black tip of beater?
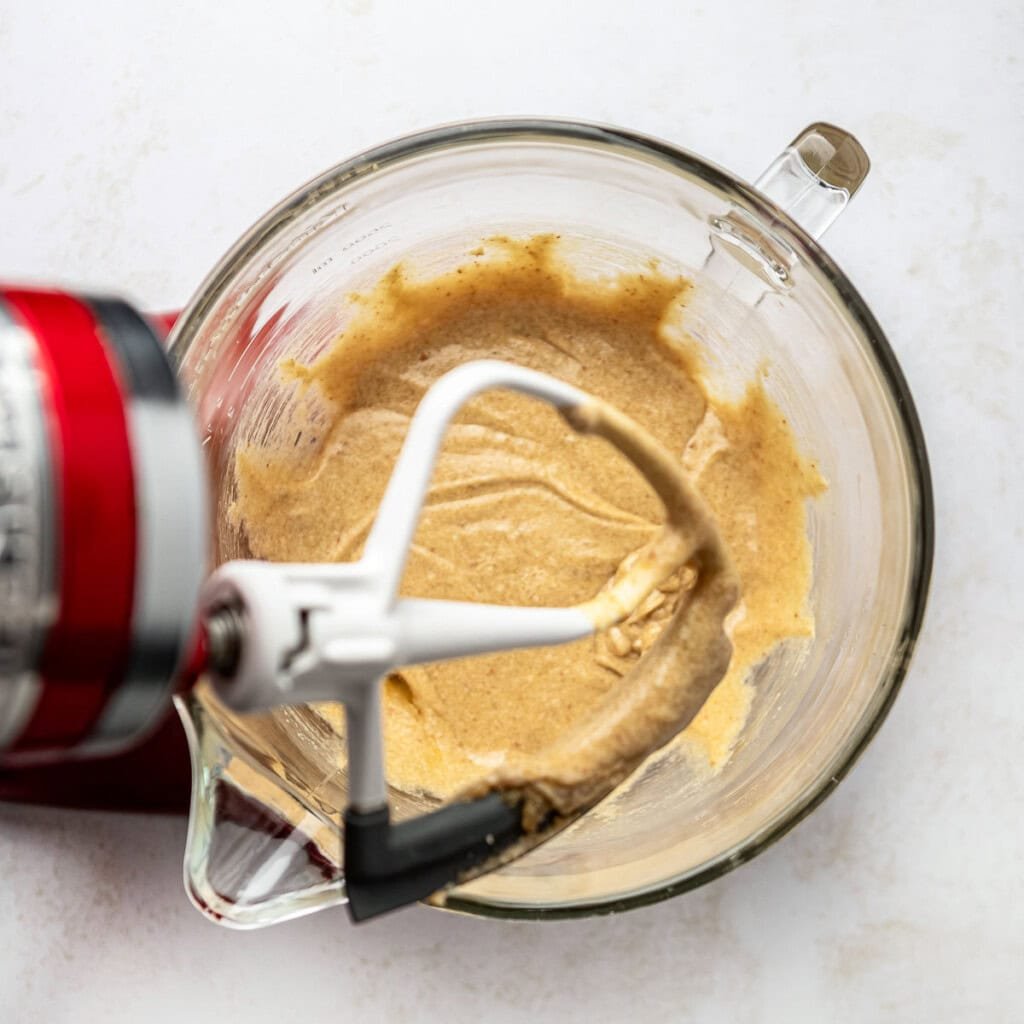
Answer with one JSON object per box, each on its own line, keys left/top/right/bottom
{"left": 343, "top": 793, "right": 524, "bottom": 922}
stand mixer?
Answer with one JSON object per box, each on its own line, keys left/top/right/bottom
{"left": 0, "top": 287, "right": 728, "bottom": 920}
{"left": 0, "top": 117, "right": 932, "bottom": 926}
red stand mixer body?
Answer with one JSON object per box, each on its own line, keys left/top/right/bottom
{"left": 0, "top": 287, "right": 596, "bottom": 921}
{"left": 0, "top": 291, "right": 205, "bottom": 812}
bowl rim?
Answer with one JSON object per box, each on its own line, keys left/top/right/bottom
{"left": 170, "top": 116, "right": 934, "bottom": 920}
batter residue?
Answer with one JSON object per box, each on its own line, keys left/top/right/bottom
{"left": 229, "top": 235, "right": 824, "bottom": 807}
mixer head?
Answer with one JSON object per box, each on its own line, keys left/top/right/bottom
{"left": 0, "top": 289, "right": 206, "bottom": 761}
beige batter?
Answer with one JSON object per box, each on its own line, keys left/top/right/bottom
{"left": 230, "top": 235, "right": 824, "bottom": 815}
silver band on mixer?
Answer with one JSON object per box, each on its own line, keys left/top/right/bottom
{"left": 81, "top": 298, "right": 208, "bottom": 752}
{"left": 0, "top": 301, "right": 57, "bottom": 750}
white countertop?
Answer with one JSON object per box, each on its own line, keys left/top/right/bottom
{"left": 1, "top": 1, "right": 1021, "bottom": 1020}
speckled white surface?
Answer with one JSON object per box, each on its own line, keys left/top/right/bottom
{"left": 1, "top": 1, "right": 1022, "bottom": 1020}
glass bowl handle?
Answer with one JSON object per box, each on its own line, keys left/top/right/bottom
{"left": 754, "top": 122, "right": 871, "bottom": 239}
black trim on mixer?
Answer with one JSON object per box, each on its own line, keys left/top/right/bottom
{"left": 88, "top": 297, "right": 179, "bottom": 402}
{"left": 343, "top": 795, "right": 524, "bottom": 922}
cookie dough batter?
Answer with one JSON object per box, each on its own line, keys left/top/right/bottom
{"left": 229, "top": 235, "right": 824, "bottom": 810}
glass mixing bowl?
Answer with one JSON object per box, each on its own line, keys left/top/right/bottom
{"left": 170, "top": 119, "right": 932, "bottom": 926}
